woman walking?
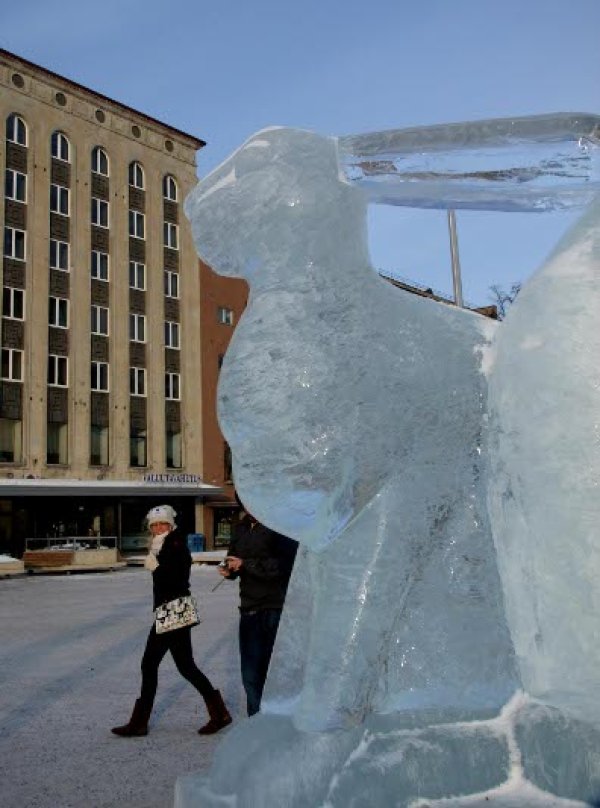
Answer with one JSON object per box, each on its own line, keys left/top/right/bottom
{"left": 112, "top": 504, "right": 231, "bottom": 737}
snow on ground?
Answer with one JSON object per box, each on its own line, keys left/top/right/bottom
{"left": 0, "top": 565, "right": 243, "bottom": 808}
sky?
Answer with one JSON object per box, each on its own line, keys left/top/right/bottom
{"left": 3, "top": 0, "right": 599, "bottom": 306}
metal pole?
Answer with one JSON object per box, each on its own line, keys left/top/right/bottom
{"left": 447, "top": 210, "right": 464, "bottom": 308}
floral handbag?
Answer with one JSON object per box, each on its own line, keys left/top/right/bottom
{"left": 155, "top": 595, "right": 200, "bottom": 634}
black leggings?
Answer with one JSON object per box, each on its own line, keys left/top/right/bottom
{"left": 139, "top": 625, "right": 214, "bottom": 710}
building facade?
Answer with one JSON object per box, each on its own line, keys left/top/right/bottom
{"left": 0, "top": 49, "right": 223, "bottom": 555}
{"left": 0, "top": 50, "right": 499, "bottom": 558}
{"left": 198, "top": 259, "right": 247, "bottom": 548}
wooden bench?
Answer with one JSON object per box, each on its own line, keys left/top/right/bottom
{"left": 23, "top": 550, "right": 75, "bottom": 568}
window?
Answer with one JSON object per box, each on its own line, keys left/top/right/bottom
{"left": 1, "top": 348, "right": 23, "bottom": 381}
{"left": 217, "top": 306, "right": 234, "bottom": 326}
{"left": 49, "top": 297, "right": 69, "bottom": 328}
{"left": 224, "top": 442, "right": 233, "bottom": 482}
{"left": 91, "top": 251, "right": 109, "bottom": 281}
{"left": 163, "top": 175, "right": 178, "bottom": 201}
{"left": 163, "top": 222, "right": 178, "bottom": 249}
{"left": 129, "top": 313, "right": 146, "bottom": 342}
{"left": 47, "top": 354, "right": 68, "bottom": 386}
{"left": 166, "top": 430, "right": 182, "bottom": 468}
{"left": 164, "top": 270, "right": 179, "bottom": 299}
{"left": 129, "top": 261, "right": 145, "bottom": 290}
{"left": 2, "top": 287, "right": 24, "bottom": 320}
{"left": 164, "top": 321, "right": 180, "bottom": 349}
{"left": 91, "top": 305, "right": 109, "bottom": 336}
{"left": 90, "top": 424, "right": 109, "bottom": 466}
{"left": 50, "top": 183, "right": 69, "bottom": 216}
{"left": 165, "top": 372, "right": 180, "bottom": 400}
{"left": 50, "top": 239, "right": 69, "bottom": 271}
{"left": 128, "top": 161, "right": 144, "bottom": 189}
{"left": 91, "top": 198, "right": 109, "bottom": 228}
{"left": 130, "top": 367, "right": 146, "bottom": 396}
{"left": 4, "top": 227, "right": 26, "bottom": 260}
{"left": 6, "top": 114, "right": 27, "bottom": 146}
{"left": 91, "top": 146, "right": 109, "bottom": 176}
{"left": 5, "top": 169, "right": 26, "bottom": 202}
{"left": 130, "top": 427, "right": 147, "bottom": 467}
{"left": 0, "top": 418, "right": 22, "bottom": 462}
{"left": 51, "top": 131, "right": 70, "bottom": 162}
{"left": 214, "top": 508, "right": 234, "bottom": 547}
{"left": 46, "top": 422, "right": 68, "bottom": 465}
{"left": 91, "top": 361, "right": 109, "bottom": 392}
{"left": 129, "top": 210, "right": 145, "bottom": 239}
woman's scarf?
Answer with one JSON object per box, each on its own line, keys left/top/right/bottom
{"left": 144, "top": 530, "right": 170, "bottom": 572}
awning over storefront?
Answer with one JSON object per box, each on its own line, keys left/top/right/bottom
{"left": 0, "top": 478, "right": 223, "bottom": 498}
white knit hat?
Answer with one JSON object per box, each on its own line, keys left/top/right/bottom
{"left": 146, "top": 504, "right": 177, "bottom": 527}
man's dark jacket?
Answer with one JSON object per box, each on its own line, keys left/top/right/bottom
{"left": 152, "top": 529, "right": 192, "bottom": 609}
{"left": 227, "top": 517, "right": 298, "bottom": 612}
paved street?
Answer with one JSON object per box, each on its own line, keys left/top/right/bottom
{"left": 0, "top": 565, "right": 242, "bottom": 808}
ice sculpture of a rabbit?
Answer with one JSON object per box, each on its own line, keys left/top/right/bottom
{"left": 185, "top": 127, "right": 518, "bottom": 731}
{"left": 179, "top": 115, "right": 600, "bottom": 806}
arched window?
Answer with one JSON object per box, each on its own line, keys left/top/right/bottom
{"left": 6, "top": 113, "right": 27, "bottom": 146}
{"left": 91, "top": 146, "right": 109, "bottom": 176}
{"left": 128, "top": 161, "right": 144, "bottom": 189}
{"left": 163, "top": 175, "right": 178, "bottom": 202}
{"left": 51, "top": 131, "right": 70, "bottom": 162}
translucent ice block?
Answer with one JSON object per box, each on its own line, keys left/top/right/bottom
{"left": 487, "top": 195, "right": 600, "bottom": 723}
{"left": 338, "top": 112, "right": 600, "bottom": 212}
{"left": 182, "top": 113, "right": 600, "bottom": 806}
{"left": 186, "top": 124, "right": 518, "bottom": 733}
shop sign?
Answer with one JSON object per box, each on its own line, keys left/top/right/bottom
{"left": 143, "top": 473, "right": 200, "bottom": 484}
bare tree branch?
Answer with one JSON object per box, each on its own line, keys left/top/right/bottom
{"left": 489, "top": 282, "right": 521, "bottom": 320}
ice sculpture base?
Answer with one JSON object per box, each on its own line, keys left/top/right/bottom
{"left": 174, "top": 695, "right": 600, "bottom": 807}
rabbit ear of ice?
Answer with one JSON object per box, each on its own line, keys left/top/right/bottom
{"left": 336, "top": 112, "right": 600, "bottom": 213}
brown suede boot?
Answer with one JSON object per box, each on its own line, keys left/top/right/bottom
{"left": 111, "top": 699, "right": 152, "bottom": 737}
{"left": 198, "top": 689, "right": 232, "bottom": 735}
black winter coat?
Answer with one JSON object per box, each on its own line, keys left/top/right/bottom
{"left": 227, "top": 517, "right": 298, "bottom": 612}
{"left": 152, "top": 529, "right": 192, "bottom": 609}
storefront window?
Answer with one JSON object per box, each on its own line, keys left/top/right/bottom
{"left": 214, "top": 509, "right": 235, "bottom": 548}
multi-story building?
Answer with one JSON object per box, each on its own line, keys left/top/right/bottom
{"left": 198, "top": 259, "right": 247, "bottom": 549}
{"left": 0, "top": 49, "right": 500, "bottom": 559}
{"left": 0, "top": 48, "right": 225, "bottom": 556}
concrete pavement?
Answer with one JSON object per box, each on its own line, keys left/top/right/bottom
{"left": 0, "top": 565, "right": 243, "bottom": 808}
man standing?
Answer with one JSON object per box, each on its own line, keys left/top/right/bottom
{"left": 219, "top": 503, "right": 297, "bottom": 716}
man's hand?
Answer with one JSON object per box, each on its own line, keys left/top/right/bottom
{"left": 226, "top": 555, "right": 243, "bottom": 572}
{"left": 217, "top": 556, "right": 243, "bottom": 577}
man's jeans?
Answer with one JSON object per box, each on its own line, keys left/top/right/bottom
{"left": 239, "top": 608, "right": 282, "bottom": 716}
